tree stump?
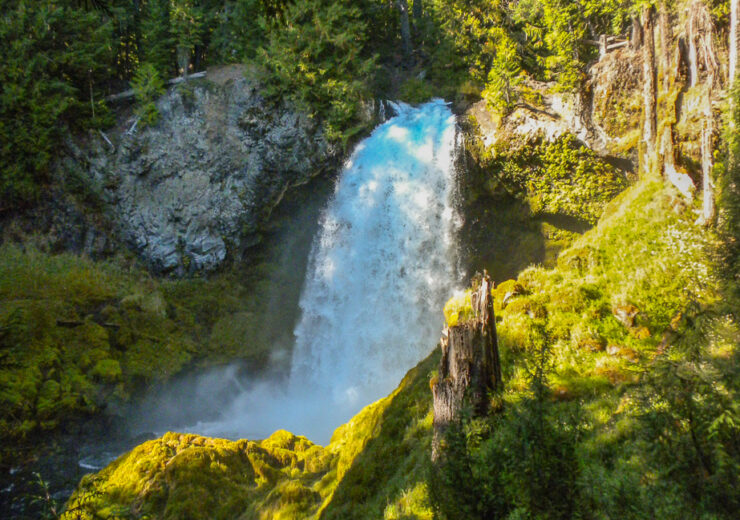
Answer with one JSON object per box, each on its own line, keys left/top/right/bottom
{"left": 431, "top": 274, "right": 502, "bottom": 461}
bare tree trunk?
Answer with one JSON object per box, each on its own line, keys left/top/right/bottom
{"left": 663, "top": 39, "right": 697, "bottom": 199}
{"left": 395, "top": 0, "right": 412, "bottom": 62}
{"left": 700, "top": 103, "right": 716, "bottom": 224}
{"left": 685, "top": 1, "right": 719, "bottom": 89}
{"left": 432, "top": 275, "right": 501, "bottom": 462}
{"left": 659, "top": 3, "right": 673, "bottom": 92}
{"left": 642, "top": 7, "right": 658, "bottom": 173}
{"left": 687, "top": 1, "right": 719, "bottom": 221}
{"left": 657, "top": 2, "right": 694, "bottom": 198}
{"left": 731, "top": 0, "right": 739, "bottom": 86}
{"left": 688, "top": 14, "right": 700, "bottom": 87}
{"left": 631, "top": 16, "right": 644, "bottom": 49}
{"left": 659, "top": 4, "right": 673, "bottom": 171}
{"left": 412, "top": 0, "right": 422, "bottom": 22}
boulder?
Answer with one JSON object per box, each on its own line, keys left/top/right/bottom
{"left": 82, "top": 65, "right": 338, "bottom": 274}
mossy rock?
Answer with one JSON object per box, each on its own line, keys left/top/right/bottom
{"left": 65, "top": 353, "right": 440, "bottom": 520}
{"left": 90, "top": 359, "right": 122, "bottom": 383}
{"left": 503, "top": 297, "right": 547, "bottom": 320}
{"left": 556, "top": 245, "right": 601, "bottom": 273}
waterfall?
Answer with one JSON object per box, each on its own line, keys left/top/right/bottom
{"left": 289, "top": 99, "right": 460, "bottom": 406}
{"left": 186, "top": 100, "right": 460, "bottom": 444}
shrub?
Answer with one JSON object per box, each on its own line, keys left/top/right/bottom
{"left": 131, "top": 62, "right": 166, "bottom": 127}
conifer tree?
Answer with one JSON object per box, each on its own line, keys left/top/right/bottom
{"left": 0, "top": 0, "right": 113, "bottom": 209}
{"left": 141, "top": 0, "right": 176, "bottom": 78}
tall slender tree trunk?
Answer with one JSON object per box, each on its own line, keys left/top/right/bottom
{"left": 700, "top": 104, "right": 716, "bottom": 224}
{"left": 659, "top": 4, "right": 685, "bottom": 196}
{"left": 659, "top": 4, "right": 672, "bottom": 92}
{"left": 396, "top": 0, "right": 412, "bottom": 62}
{"left": 688, "top": 7, "right": 700, "bottom": 87}
{"left": 659, "top": 4, "right": 673, "bottom": 172}
{"left": 631, "top": 16, "right": 644, "bottom": 49}
{"left": 413, "top": 0, "right": 422, "bottom": 22}
{"left": 642, "top": 7, "right": 658, "bottom": 174}
{"left": 731, "top": 0, "right": 739, "bottom": 85}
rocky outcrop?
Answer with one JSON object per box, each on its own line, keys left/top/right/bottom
{"left": 432, "top": 274, "right": 502, "bottom": 461}
{"left": 71, "top": 65, "right": 338, "bottom": 274}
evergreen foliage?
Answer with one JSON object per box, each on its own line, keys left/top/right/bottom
{"left": 0, "top": 0, "right": 113, "bottom": 208}
{"left": 131, "top": 62, "right": 166, "bottom": 125}
{"left": 258, "top": 0, "right": 377, "bottom": 144}
{"left": 141, "top": 0, "right": 176, "bottom": 77}
{"left": 208, "top": 0, "right": 267, "bottom": 63}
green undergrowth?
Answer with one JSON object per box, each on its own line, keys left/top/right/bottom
{"left": 63, "top": 352, "right": 439, "bottom": 520}
{"left": 496, "top": 180, "right": 722, "bottom": 397}
{"left": 436, "top": 178, "right": 740, "bottom": 518}
{"left": 484, "top": 133, "right": 630, "bottom": 227}
{"left": 0, "top": 245, "right": 284, "bottom": 444}
{"left": 460, "top": 128, "right": 629, "bottom": 279}
{"left": 61, "top": 177, "right": 739, "bottom": 519}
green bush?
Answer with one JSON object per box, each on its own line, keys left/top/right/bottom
{"left": 131, "top": 62, "right": 166, "bottom": 127}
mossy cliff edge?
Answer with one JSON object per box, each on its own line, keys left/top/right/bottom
{"left": 64, "top": 352, "right": 439, "bottom": 520}
{"left": 63, "top": 168, "right": 738, "bottom": 518}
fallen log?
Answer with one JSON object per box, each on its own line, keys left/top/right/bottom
{"left": 105, "top": 71, "right": 207, "bottom": 103}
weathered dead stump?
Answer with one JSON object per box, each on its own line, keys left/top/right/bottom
{"left": 431, "top": 274, "right": 502, "bottom": 461}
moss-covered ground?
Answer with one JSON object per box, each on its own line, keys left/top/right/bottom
{"left": 61, "top": 173, "right": 738, "bottom": 518}
{"left": 62, "top": 352, "right": 438, "bottom": 519}
{"left": 0, "top": 245, "right": 296, "bottom": 448}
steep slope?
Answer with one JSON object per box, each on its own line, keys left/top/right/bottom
{"left": 63, "top": 165, "right": 738, "bottom": 518}
{"left": 63, "top": 353, "right": 438, "bottom": 519}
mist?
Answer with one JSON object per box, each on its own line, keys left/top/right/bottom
{"left": 131, "top": 100, "right": 462, "bottom": 446}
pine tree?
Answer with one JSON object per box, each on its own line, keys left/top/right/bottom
{"left": 0, "top": 0, "right": 113, "bottom": 209}
{"left": 141, "top": 0, "right": 176, "bottom": 78}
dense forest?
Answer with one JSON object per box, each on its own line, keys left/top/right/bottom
{"left": 1, "top": 0, "right": 739, "bottom": 519}
{"left": 3, "top": 0, "right": 702, "bottom": 207}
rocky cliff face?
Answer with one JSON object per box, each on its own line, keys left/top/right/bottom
{"left": 466, "top": 50, "right": 642, "bottom": 165}
{"left": 70, "top": 66, "right": 338, "bottom": 274}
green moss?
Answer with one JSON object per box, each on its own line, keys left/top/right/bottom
{"left": 64, "top": 353, "right": 440, "bottom": 520}
{"left": 0, "top": 245, "right": 278, "bottom": 443}
{"left": 443, "top": 291, "right": 475, "bottom": 327}
{"left": 492, "top": 279, "right": 525, "bottom": 313}
{"left": 497, "top": 179, "right": 723, "bottom": 398}
{"left": 90, "top": 359, "right": 122, "bottom": 383}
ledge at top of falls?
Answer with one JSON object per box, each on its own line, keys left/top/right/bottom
{"left": 62, "top": 65, "right": 349, "bottom": 275}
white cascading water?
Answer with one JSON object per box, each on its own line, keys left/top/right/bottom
{"left": 290, "top": 99, "right": 459, "bottom": 402}
{"left": 190, "top": 100, "right": 460, "bottom": 444}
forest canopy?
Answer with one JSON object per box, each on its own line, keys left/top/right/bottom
{"left": 0, "top": 0, "right": 687, "bottom": 210}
